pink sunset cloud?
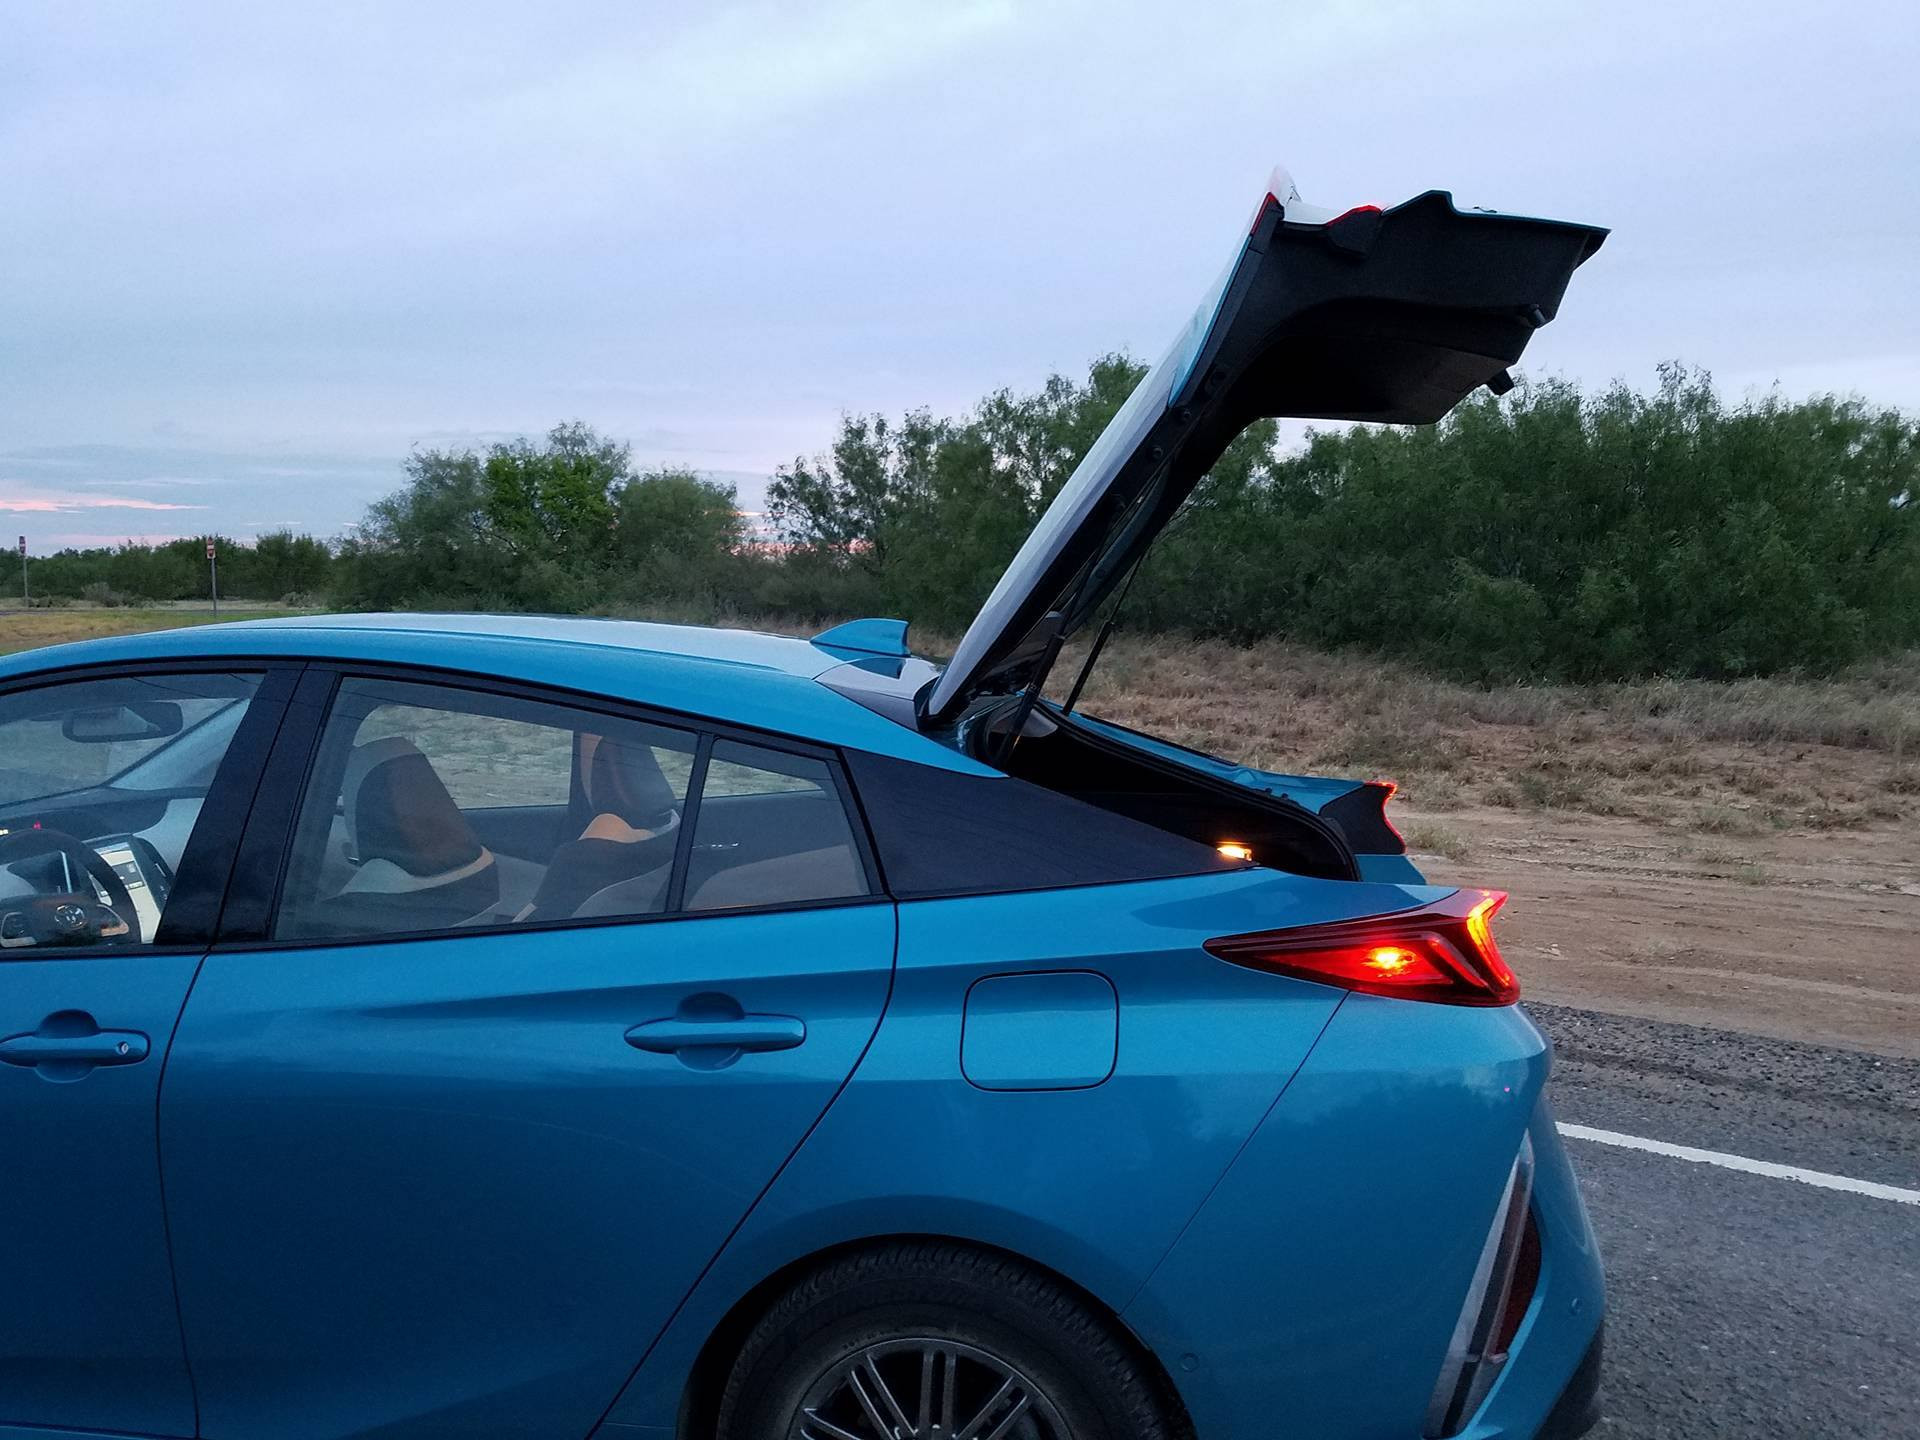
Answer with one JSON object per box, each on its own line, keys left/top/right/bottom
{"left": 0, "top": 495, "right": 205, "bottom": 513}
{"left": 41, "top": 531, "right": 197, "bottom": 547}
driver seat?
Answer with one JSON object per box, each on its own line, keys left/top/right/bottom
{"left": 312, "top": 738, "right": 500, "bottom": 935}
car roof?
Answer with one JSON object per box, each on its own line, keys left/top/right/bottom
{"left": 0, "top": 613, "right": 995, "bottom": 775}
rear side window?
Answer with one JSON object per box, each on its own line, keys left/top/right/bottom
{"left": 685, "top": 741, "right": 869, "bottom": 912}
{"left": 274, "top": 678, "right": 696, "bottom": 940}
{"left": 270, "top": 676, "right": 872, "bottom": 942}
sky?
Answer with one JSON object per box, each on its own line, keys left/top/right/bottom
{"left": 3, "top": 0, "right": 1917, "bottom": 550}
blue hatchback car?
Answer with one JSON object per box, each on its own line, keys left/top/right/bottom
{"left": 0, "top": 172, "right": 1606, "bottom": 1440}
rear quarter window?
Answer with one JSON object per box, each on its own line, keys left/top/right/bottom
{"left": 843, "top": 749, "right": 1232, "bottom": 898}
{"left": 683, "top": 741, "right": 869, "bottom": 912}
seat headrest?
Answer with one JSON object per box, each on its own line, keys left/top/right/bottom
{"left": 344, "top": 737, "right": 486, "bottom": 877}
{"left": 582, "top": 734, "right": 678, "bottom": 827}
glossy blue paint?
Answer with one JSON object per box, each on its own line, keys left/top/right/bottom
{"left": 599, "top": 869, "right": 1441, "bottom": 1428}
{"left": 1357, "top": 851, "right": 1429, "bottom": 883}
{"left": 0, "top": 953, "right": 199, "bottom": 1436}
{"left": 961, "top": 970, "right": 1118, "bottom": 1090}
{"left": 1467, "top": 1107, "right": 1606, "bottom": 1439}
{"left": 601, "top": 870, "right": 1603, "bottom": 1438}
{"left": 157, "top": 903, "right": 894, "bottom": 1439}
{"left": 1123, "top": 994, "right": 1599, "bottom": 1437}
{"left": 810, "top": 617, "right": 912, "bottom": 659}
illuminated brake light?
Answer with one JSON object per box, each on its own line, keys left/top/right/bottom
{"left": 1204, "top": 888, "right": 1519, "bottom": 1006}
{"left": 1363, "top": 945, "right": 1419, "bottom": 975}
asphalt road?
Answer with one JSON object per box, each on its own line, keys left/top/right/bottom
{"left": 1529, "top": 1003, "right": 1920, "bottom": 1439}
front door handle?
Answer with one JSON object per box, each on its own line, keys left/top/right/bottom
{"left": 625, "top": 1015, "right": 806, "bottom": 1055}
{"left": 0, "top": 1015, "right": 149, "bottom": 1081}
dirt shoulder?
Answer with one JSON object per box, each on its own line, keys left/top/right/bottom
{"left": 1412, "top": 805, "right": 1920, "bottom": 1059}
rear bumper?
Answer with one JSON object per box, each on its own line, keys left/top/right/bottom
{"left": 1457, "top": 1108, "right": 1605, "bottom": 1439}
{"left": 1122, "top": 995, "right": 1604, "bottom": 1439}
{"left": 1536, "top": 1323, "right": 1604, "bottom": 1440}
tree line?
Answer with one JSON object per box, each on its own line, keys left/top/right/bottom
{"left": 20, "top": 363, "right": 1917, "bottom": 682}
{"left": 20, "top": 530, "right": 332, "bottom": 606}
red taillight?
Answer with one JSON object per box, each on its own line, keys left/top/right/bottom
{"left": 1203, "top": 888, "right": 1519, "bottom": 1006}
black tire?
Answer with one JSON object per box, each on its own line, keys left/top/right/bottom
{"left": 716, "top": 1242, "right": 1181, "bottom": 1440}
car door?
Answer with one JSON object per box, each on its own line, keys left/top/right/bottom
{"left": 0, "top": 664, "right": 288, "bottom": 1437}
{"left": 158, "top": 669, "right": 894, "bottom": 1440}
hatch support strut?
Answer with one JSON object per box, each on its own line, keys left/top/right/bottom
{"left": 1061, "top": 549, "right": 1147, "bottom": 716}
{"left": 992, "top": 612, "right": 1067, "bottom": 765}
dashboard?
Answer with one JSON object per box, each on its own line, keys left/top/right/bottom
{"left": 91, "top": 837, "right": 172, "bottom": 941}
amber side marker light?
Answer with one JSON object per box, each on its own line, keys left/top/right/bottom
{"left": 1204, "top": 888, "right": 1519, "bottom": 1006}
{"left": 1216, "top": 841, "right": 1255, "bottom": 863}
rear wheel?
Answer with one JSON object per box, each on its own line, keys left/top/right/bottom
{"left": 716, "top": 1243, "right": 1179, "bottom": 1440}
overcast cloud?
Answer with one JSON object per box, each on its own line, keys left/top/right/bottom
{"left": 3, "top": 0, "right": 1916, "bottom": 547}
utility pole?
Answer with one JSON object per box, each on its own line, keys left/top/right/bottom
{"left": 16, "top": 535, "right": 25, "bottom": 605}
{"left": 206, "top": 537, "right": 218, "bottom": 617}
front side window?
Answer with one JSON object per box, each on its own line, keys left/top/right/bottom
{"left": 0, "top": 672, "right": 261, "bottom": 949}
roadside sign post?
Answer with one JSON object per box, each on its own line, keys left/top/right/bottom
{"left": 16, "top": 536, "right": 25, "bottom": 605}
{"left": 207, "top": 537, "right": 218, "bottom": 617}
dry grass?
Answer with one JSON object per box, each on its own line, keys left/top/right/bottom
{"left": 1401, "top": 821, "right": 1471, "bottom": 861}
{"left": 0, "top": 607, "right": 309, "bottom": 657}
{"left": 1043, "top": 635, "right": 1919, "bottom": 835}
{"left": 648, "top": 609, "right": 1917, "bottom": 836}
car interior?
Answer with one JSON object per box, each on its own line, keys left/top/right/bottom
{"left": 272, "top": 688, "right": 870, "bottom": 941}
{"left": 0, "top": 680, "right": 258, "bottom": 949}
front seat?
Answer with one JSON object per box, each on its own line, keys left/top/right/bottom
{"left": 309, "top": 737, "right": 500, "bottom": 935}
{"left": 520, "top": 733, "right": 681, "bottom": 922}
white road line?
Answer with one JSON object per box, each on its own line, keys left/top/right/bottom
{"left": 1558, "top": 1122, "right": 1920, "bottom": 1206}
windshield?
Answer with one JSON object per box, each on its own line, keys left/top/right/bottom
{"left": 0, "top": 680, "right": 254, "bottom": 806}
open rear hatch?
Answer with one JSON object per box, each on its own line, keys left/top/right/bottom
{"left": 921, "top": 167, "right": 1607, "bottom": 725}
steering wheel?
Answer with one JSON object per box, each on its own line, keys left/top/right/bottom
{"left": 0, "top": 828, "right": 139, "bottom": 948}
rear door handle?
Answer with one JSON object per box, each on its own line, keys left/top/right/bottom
{"left": 625, "top": 1015, "right": 805, "bottom": 1055}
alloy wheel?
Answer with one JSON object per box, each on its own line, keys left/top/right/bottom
{"left": 790, "top": 1336, "right": 1074, "bottom": 1440}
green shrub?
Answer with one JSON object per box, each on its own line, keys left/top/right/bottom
{"left": 307, "top": 364, "right": 1920, "bottom": 685}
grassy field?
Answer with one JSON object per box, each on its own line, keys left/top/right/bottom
{"left": 1056, "top": 633, "right": 1920, "bottom": 837}
{"left": 648, "top": 609, "right": 1920, "bottom": 838}
{"left": 0, "top": 606, "right": 317, "bottom": 657}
